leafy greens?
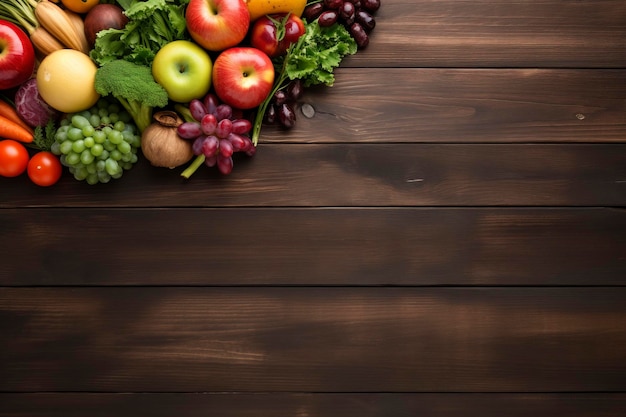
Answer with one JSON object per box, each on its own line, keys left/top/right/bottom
{"left": 90, "top": 0, "right": 189, "bottom": 67}
{"left": 281, "top": 19, "right": 358, "bottom": 88}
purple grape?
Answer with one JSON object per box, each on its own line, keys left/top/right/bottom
{"left": 231, "top": 118, "right": 252, "bottom": 134}
{"left": 356, "top": 10, "right": 376, "bottom": 32}
{"left": 227, "top": 133, "right": 247, "bottom": 151}
{"left": 349, "top": 22, "right": 369, "bottom": 48}
{"left": 202, "top": 135, "right": 219, "bottom": 157}
{"left": 218, "top": 138, "right": 234, "bottom": 158}
{"left": 204, "top": 155, "right": 217, "bottom": 167}
{"left": 203, "top": 93, "right": 219, "bottom": 115}
{"left": 264, "top": 103, "right": 277, "bottom": 124}
{"left": 303, "top": 3, "right": 324, "bottom": 20}
{"left": 245, "top": 141, "right": 257, "bottom": 157}
{"left": 340, "top": 1, "right": 355, "bottom": 21}
{"left": 177, "top": 121, "right": 202, "bottom": 139}
{"left": 361, "top": 0, "right": 380, "bottom": 12}
{"left": 240, "top": 137, "right": 253, "bottom": 152}
{"left": 192, "top": 136, "right": 206, "bottom": 156}
{"left": 215, "top": 104, "right": 233, "bottom": 121}
{"left": 215, "top": 118, "right": 233, "bottom": 138}
{"left": 287, "top": 79, "right": 304, "bottom": 101}
{"left": 318, "top": 10, "right": 338, "bottom": 27}
{"left": 200, "top": 113, "right": 217, "bottom": 135}
{"left": 324, "top": 0, "right": 343, "bottom": 9}
{"left": 279, "top": 103, "right": 296, "bottom": 129}
{"left": 217, "top": 155, "right": 233, "bottom": 175}
{"left": 189, "top": 99, "right": 207, "bottom": 121}
{"left": 274, "top": 89, "right": 287, "bottom": 106}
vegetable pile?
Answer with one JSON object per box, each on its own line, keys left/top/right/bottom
{"left": 0, "top": 0, "right": 381, "bottom": 186}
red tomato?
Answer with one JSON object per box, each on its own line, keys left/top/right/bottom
{"left": 27, "top": 151, "right": 62, "bottom": 187}
{"left": 0, "top": 139, "right": 29, "bottom": 177}
{"left": 250, "top": 13, "right": 306, "bottom": 57}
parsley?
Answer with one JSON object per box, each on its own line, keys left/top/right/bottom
{"left": 251, "top": 20, "right": 357, "bottom": 145}
{"left": 31, "top": 119, "right": 57, "bottom": 152}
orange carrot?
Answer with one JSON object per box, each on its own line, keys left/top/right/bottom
{"left": 0, "top": 114, "right": 34, "bottom": 143}
{"left": 0, "top": 99, "right": 34, "bottom": 135}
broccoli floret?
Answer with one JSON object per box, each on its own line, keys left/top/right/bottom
{"left": 94, "top": 60, "right": 169, "bottom": 133}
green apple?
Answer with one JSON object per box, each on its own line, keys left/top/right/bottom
{"left": 152, "top": 40, "right": 212, "bottom": 103}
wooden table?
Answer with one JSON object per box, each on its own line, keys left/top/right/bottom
{"left": 2, "top": 1, "right": 626, "bottom": 415}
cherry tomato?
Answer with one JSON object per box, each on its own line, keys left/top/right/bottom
{"left": 27, "top": 151, "right": 62, "bottom": 187}
{"left": 0, "top": 139, "right": 29, "bottom": 177}
{"left": 250, "top": 13, "right": 306, "bottom": 57}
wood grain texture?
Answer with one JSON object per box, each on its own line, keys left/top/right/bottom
{"left": 2, "top": 144, "right": 626, "bottom": 207}
{"left": 1, "top": 393, "right": 625, "bottom": 417}
{"left": 280, "top": 69, "right": 626, "bottom": 144}
{"left": 2, "top": 0, "right": 625, "bottom": 414}
{"left": 346, "top": 0, "right": 626, "bottom": 67}
{"left": 1, "top": 288, "right": 625, "bottom": 392}
{"left": 1, "top": 208, "right": 625, "bottom": 286}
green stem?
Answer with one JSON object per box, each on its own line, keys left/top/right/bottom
{"left": 251, "top": 58, "right": 291, "bottom": 146}
{"left": 180, "top": 154, "right": 205, "bottom": 179}
{"left": 0, "top": 1, "right": 38, "bottom": 33}
{"left": 174, "top": 104, "right": 195, "bottom": 123}
{"left": 175, "top": 103, "right": 205, "bottom": 179}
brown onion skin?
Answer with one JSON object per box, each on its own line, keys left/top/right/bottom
{"left": 141, "top": 112, "right": 194, "bottom": 169}
{"left": 84, "top": 4, "right": 129, "bottom": 48}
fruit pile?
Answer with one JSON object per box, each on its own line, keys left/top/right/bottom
{"left": 0, "top": 0, "right": 381, "bottom": 187}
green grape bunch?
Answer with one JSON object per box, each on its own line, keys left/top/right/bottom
{"left": 51, "top": 99, "right": 142, "bottom": 185}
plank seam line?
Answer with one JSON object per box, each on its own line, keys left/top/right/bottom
{"left": 2, "top": 391, "right": 626, "bottom": 395}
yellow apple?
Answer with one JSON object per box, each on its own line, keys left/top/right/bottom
{"left": 36, "top": 49, "right": 100, "bottom": 113}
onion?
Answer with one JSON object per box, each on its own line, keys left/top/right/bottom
{"left": 141, "top": 111, "right": 194, "bottom": 169}
{"left": 84, "top": 4, "right": 129, "bottom": 48}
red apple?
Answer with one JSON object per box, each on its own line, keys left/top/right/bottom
{"left": 185, "top": 0, "right": 250, "bottom": 52}
{"left": 212, "top": 47, "right": 275, "bottom": 110}
{"left": 0, "top": 20, "right": 35, "bottom": 90}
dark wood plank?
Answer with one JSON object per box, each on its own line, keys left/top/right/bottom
{"left": 1, "top": 288, "right": 625, "bottom": 392}
{"left": 281, "top": 69, "right": 626, "bottom": 144}
{"left": 1, "top": 208, "right": 625, "bottom": 286}
{"left": 2, "top": 144, "right": 625, "bottom": 207}
{"left": 1, "top": 393, "right": 625, "bottom": 417}
{"left": 347, "top": 0, "right": 626, "bottom": 67}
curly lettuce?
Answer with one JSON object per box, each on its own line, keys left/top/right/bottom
{"left": 282, "top": 19, "right": 358, "bottom": 87}
{"left": 90, "top": 0, "right": 189, "bottom": 66}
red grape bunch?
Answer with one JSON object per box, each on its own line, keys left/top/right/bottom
{"left": 177, "top": 93, "right": 256, "bottom": 175}
{"left": 303, "top": 0, "right": 381, "bottom": 48}
{"left": 264, "top": 79, "right": 304, "bottom": 129}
